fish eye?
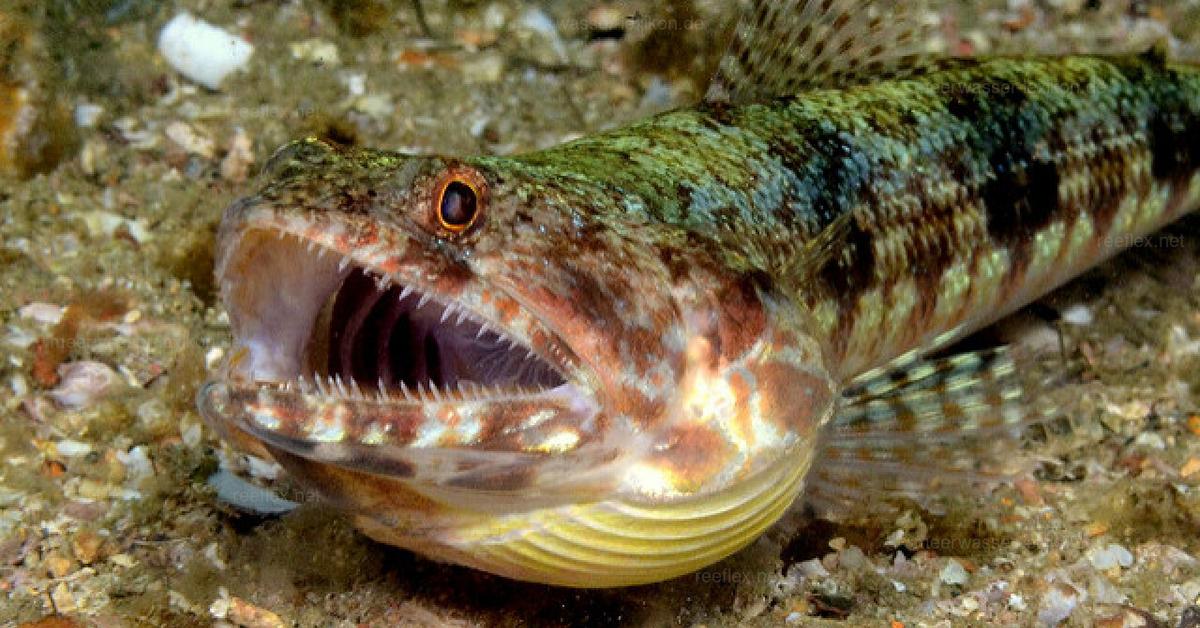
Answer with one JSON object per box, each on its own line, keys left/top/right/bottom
{"left": 437, "top": 178, "right": 480, "bottom": 233}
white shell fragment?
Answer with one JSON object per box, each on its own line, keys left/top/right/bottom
{"left": 158, "top": 12, "right": 254, "bottom": 90}
{"left": 49, "top": 361, "right": 122, "bottom": 409}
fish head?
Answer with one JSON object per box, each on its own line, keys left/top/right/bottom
{"left": 198, "top": 137, "right": 837, "bottom": 586}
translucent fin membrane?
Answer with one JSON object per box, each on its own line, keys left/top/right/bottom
{"left": 806, "top": 347, "right": 1051, "bottom": 519}
{"left": 705, "top": 0, "right": 935, "bottom": 104}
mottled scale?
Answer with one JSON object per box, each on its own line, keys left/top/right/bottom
{"left": 492, "top": 53, "right": 1200, "bottom": 378}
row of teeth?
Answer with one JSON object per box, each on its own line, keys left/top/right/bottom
{"left": 289, "top": 229, "right": 560, "bottom": 400}
{"left": 286, "top": 229, "right": 540, "bottom": 358}
{"left": 269, "top": 374, "right": 556, "bottom": 403}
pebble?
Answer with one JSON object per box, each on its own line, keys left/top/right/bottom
{"left": 74, "top": 102, "right": 104, "bottom": 128}
{"left": 1037, "top": 581, "right": 1082, "bottom": 626}
{"left": 220, "top": 128, "right": 254, "bottom": 183}
{"left": 116, "top": 446, "right": 153, "bottom": 486}
{"left": 1182, "top": 458, "right": 1200, "bottom": 478}
{"left": 44, "top": 552, "right": 75, "bottom": 578}
{"left": 1060, "top": 303, "right": 1093, "bottom": 326}
{"left": 1133, "top": 432, "right": 1166, "bottom": 451}
{"left": 512, "top": 7, "right": 569, "bottom": 66}
{"left": 1087, "top": 543, "right": 1134, "bottom": 570}
{"left": 18, "top": 302, "right": 65, "bottom": 325}
{"left": 461, "top": 52, "right": 506, "bottom": 83}
{"left": 158, "top": 12, "right": 254, "bottom": 90}
{"left": 290, "top": 38, "right": 340, "bottom": 66}
{"left": 164, "top": 121, "right": 215, "bottom": 159}
{"left": 54, "top": 440, "right": 92, "bottom": 458}
{"left": 587, "top": 5, "right": 627, "bottom": 31}
{"left": 49, "top": 361, "right": 122, "bottom": 409}
{"left": 940, "top": 559, "right": 969, "bottom": 586}
{"left": 70, "top": 530, "right": 103, "bottom": 565}
{"left": 79, "top": 210, "right": 153, "bottom": 243}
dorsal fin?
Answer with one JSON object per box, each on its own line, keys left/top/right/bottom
{"left": 705, "top": 0, "right": 936, "bottom": 104}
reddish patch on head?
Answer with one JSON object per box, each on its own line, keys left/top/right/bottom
{"left": 714, "top": 280, "right": 767, "bottom": 360}
{"left": 653, "top": 423, "right": 732, "bottom": 489}
{"left": 751, "top": 360, "right": 830, "bottom": 439}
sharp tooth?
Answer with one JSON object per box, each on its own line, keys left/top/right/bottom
{"left": 339, "top": 256, "right": 352, "bottom": 272}
{"left": 456, "top": 310, "right": 469, "bottom": 326}
{"left": 306, "top": 240, "right": 317, "bottom": 253}
{"left": 315, "top": 246, "right": 326, "bottom": 259}
{"left": 417, "top": 293, "right": 430, "bottom": 309}
{"left": 440, "top": 303, "right": 454, "bottom": 324}
{"left": 431, "top": 383, "right": 443, "bottom": 402}
{"left": 526, "top": 348, "right": 537, "bottom": 361}
{"left": 399, "top": 285, "right": 414, "bottom": 302}
{"left": 416, "top": 381, "right": 428, "bottom": 400}
{"left": 335, "top": 375, "right": 349, "bottom": 397}
{"left": 350, "top": 377, "right": 363, "bottom": 398}
{"left": 476, "top": 324, "right": 489, "bottom": 340}
{"left": 315, "top": 377, "right": 326, "bottom": 395}
{"left": 399, "top": 380, "right": 412, "bottom": 401}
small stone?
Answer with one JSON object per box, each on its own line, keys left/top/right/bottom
{"left": 49, "top": 361, "right": 122, "bottom": 409}
{"left": 109, "top": 553, "right": 136, "bottom": 568}
{"left": 1133, "top": 432, "right": 1166, "bottom": 450}
{"left": 158, "top": 12, "right": 254, "bottom": 90}
{"left": 44, "top": 552, "right": 75, "bottom": 578}
{"left": 225, "top": 596, "right": 286, "bottom": 628}
{"left": 511, "top": 7, "right": 569, "bottom": 66}
{"left": 1087, "top": 543, "right": 1134, "bottom": 570}
{"left": 796, "top": 558, "right": 829, "bottom": 578}
{"left": 587, "top": 4, "right": 627, "bottom": 31}
{"left": 461, "top": 52, "right": 505, "bottom": 83}
{"left": 54, "top": 440, "right": 92, "bottom": 458}
{"left": 1094, "top": 605, "right": 1159, "bottom": 628}
{"left": 940, "top": 559, "right": 969, "bottom": 586}
{"left": 1181, "top": 458, "right": 1200, "bottom": 477}
{"left": 1037, "top": 581, "right": 1081, "bottom": 626}
{"left": 289, "top": 38, "right": 339, "bottom": 66}
{"left": 74, "top": 102, "right": 103, "bottom": 128}
{"left": 839, "top": 545, "right": 868, "bottom": 571}
{"left": 220, "top": 128, "right": 254, "bottom": 183}
{"left": 1060, "top": 304, "right": 1093, "bottom": 326}
{"left": 70, "top": 531, "right": 103, "bottom": 565}
{"left": 76, "top": 478, "right": 111, "bottom": 500}
{"left": 205, "top": 347, "right": 225, "bottom": 371}
{"left": 164, "top": 121, "right": 215, "bottom": 159}
{"left": 18, "top": 302, "right": 65, "bottom": 325}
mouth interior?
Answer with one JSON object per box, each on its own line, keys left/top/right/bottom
{"left": 318, "top": 266, "right": 565, "bottom": 394}
{"left": 226, "top": 231, "right": 566, "bottom": 398}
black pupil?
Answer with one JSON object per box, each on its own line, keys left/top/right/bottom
{"left": 440, "top": 181, "right": 476, "bottom": 227}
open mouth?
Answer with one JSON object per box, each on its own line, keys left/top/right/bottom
{"left": 219, "top": 228, "right": 567, "bottom": 401}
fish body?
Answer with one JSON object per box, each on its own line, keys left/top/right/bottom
{"left": 199, "top": 3, "right": 1200, "bottom": 587}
